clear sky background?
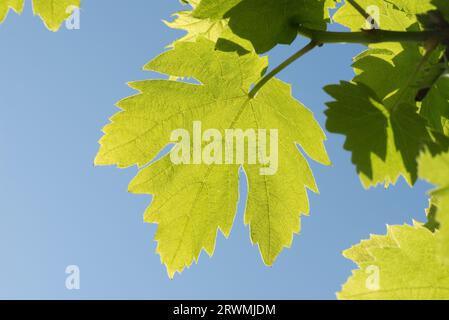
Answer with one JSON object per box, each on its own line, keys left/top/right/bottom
{"left": 0, "top": 0, "right": 432, "bottom": 299}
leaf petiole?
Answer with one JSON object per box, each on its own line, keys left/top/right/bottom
{"left": 249, "top": 40, "right": 318, "bottom": 98}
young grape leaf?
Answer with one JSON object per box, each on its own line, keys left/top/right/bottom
{"left": 385, "top": 0, "right": 435, "bottom": 15}
{"left": 339, "top": 223, "right": 449, "bottom": 300}
{"left": 333, "top": 0, "right": 425, "bottom": 55}
{"left": 0, "top": 0, "right": 79, "bottom": 31}
{"left": 334, "top": 0, "right": 417, "bottom": 32}
{"left": 324, "top": 81, "right": 448, "bottom": 188}
{"left": 193, "top": 0, "right": 337, "bottom": 53}
{"left": 165, "top": 11, "right": 227, "bottom": 44}
{"left": 0, "top": 0, "right": 24, "bottom": 24}
{"left": 165, "top": 7, "right": 254, "bottom": 52}
{"left": 388, "top": 0, "right": 449, "bottom": 24}
{"left": 419, "top": 150, "right": 449, "bottom": 263}
{"left": 95, "top": 38, "right": 330, "bottom": 277}
{"left": 32, "top": 0, "right": 80, "bottom": 31}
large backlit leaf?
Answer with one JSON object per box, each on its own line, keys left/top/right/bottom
{"left": 95, "top": 38, "right": 329, "bottom": 277}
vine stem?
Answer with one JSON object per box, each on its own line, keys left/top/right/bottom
{"left": 249, "top": 26, "right": 449, "bottom": 98}
{"left": 297, "top": 26, "right": 449, "bottom": 44}
{"left": 249, "top": 40, "right": 318, "bottom": 98}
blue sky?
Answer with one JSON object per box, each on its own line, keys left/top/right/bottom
{"left": 0, "top": 0, "right": 432, "bottom": 299}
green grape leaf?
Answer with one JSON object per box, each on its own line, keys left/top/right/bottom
{"left": 385, "top": 0, "right": 435, "bottom": 14}
{"left": 407, "top": 0, "right": 449, "bottom": 25}
{"left": 95, "top": 38, "right": 330, "bottom": 277}
{"left": 324, "top": 81, "right": 447, "bottom": 188}
{"left": 419, "top": 150, "right": 449, "bottom": 263}
{"left": 334, "top": 3, "right": 411, "bottom": 86}
{"left": 165, "top": 8, "right": 254, "bottom": 52}
{"left": 32, "top": 0, "right": 80, "bottom": 31}
{"left": 0, "top": 0, "right": 24, "bottom": 24}
{"left": 165, "top": 11, "right": 227, "bottom": 43}
{"left": 334, "top": 0, "right": 417, "bottom": 32}
{"left": 339, "top": 223, "right": 449, "bottom": 300}
{"left": 335, "top": 0, "right": 449, "bottom": 47}
{"left": 0, "top": 0, "right": 79, "bottom": 31}
{"left": 193, "top": 0, "right": 337, "bottom": 53}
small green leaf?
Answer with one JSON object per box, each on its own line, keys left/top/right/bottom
{"left": 32, "top": 0, "right": 80, "bottom": 32}
{"left": 165, "top": 11, "right": 228, "bottom": 44}
{"left": 334, "top": 0, "right": 417, "bottom": 32}
{"left": 165, "top": 9, "right": 254, "bottom": 52}
{"left": 333, "top": 0, "right": 420, "bottom": 54}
